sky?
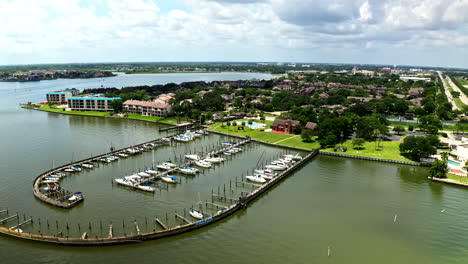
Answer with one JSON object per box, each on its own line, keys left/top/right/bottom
{"left": 0, "top": 0, "right": 467, "bottom": 68}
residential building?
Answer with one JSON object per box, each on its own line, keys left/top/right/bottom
{"left": 271, "top": 118, "right": 301, "bottom": 134}
{"left": 67, "top": 94, "right": 121, "bottom": 111}
{"left": 123, "top": 100, "right": 172, "bottom": 117}
{"left": 47, "top": 91, "right": 72, "bottom": 104}
{"left": 305, "top": 122, "right": 317, "bottom": 131}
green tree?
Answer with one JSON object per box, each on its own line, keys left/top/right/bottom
{"left": 399, "top": 136, "right": 438, "bottom": 161}
{"left": 393, "top": 126, "right": 405, "bottom": 135}
{"left": 352, "top": 138, "right": 366, "bottom": 149}
{"left": 110, "top": 99, "right": 123, "bottom": 113}
{"left": 429, "top": 160, "right": 448, "bottom": 179}
{"left": 301, "top": 129, "right": 313, "bottom": 142}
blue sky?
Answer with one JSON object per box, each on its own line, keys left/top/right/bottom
{"left": 0, "top": 0, "right": 467, "bottom": 68}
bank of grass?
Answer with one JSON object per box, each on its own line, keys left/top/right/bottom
{"left": 208, "top": 122, "right": 321, "bottom": 149}
{"left": 453, "top": 97, "right": 465, "bottom": 109}
{"left": 322, "top": 138, "right": 412, "bottom": 162}
{"left": 446, "top": 173, "right": 468, "bottom": 183}
{"left": 39, "top": 104, "right": 111, "bottom": 117}
{"left": 37, "top": 104, "right": 179, "bottom": 125}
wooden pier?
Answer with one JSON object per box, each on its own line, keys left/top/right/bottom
{"left": 9, "top": 218, "right": 32, "bottom": 230}
{"left": 205, "top": 202, "right": 228, "bottom": 210}
{"left": 0, "top": 136, "right": 318, "bottom": 246}
{"left": 155, "top": 218, "right": 168, "bottom": 230}
{"left": 211, "top": 194, "right": 238, "bottom": 203}
{"left": 175, "top": 214, "right": 192, "bottom": 225}
{"left": 0, "top": 214, "right": 18, "bottom": 224}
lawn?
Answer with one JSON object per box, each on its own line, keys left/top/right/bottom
{"left": 322, "top": 138, "right": 412, "bottom": 162}
{"left": 39, "top": 105, "right": 111, "bottom": 117}
{"left": 446, "top": 173, "right": 468, "bottom": 183}
{"left": 38, "top": 105, "right": 181, "bottom": 125}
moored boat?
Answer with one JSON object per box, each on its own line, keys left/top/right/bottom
{"left": 246, "top": 175, "right": 266, "bottom": 183}
{"left": 161, "top": 176, "right": 177, "bottom": 183}
{"left": 189, "top": 209, "right": 204, "bottom": 220}
{"left": 195, "top": 160, "right": 212, "bottom": 168}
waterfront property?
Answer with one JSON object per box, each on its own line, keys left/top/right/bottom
{"left": 123, "top": 100, "right": 172, "bottom": 117}
{"left": 46, "top": 91, "right": 73, "bottom": 104}
{"left": 67, "top": 94, "right": 121, "bottom": 111}
{"left": 271, "top": 118, "right": 301, "bottom": 134}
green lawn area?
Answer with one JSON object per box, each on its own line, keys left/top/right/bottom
{"left": 38, "top": 105, "right": 181, "bottom": 125}
{"left": 322, "top": 138, "right": 412, "bottom": 162}
{"left": 447, "top": 173, "right": 468, "bottom": 183}
{"left": 39, "top": 104, "right": 111, "bottom": 117}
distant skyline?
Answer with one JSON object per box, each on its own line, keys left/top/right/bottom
{"left": 1, "top": 0, "right": 467, "bottom": 68}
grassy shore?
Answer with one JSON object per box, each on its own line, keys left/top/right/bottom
{"left": 208, "top": 121, "right": 411, "bottom": 161}
{"left": 322, "top": 138, "right": 412, "bottom": 162}
{"left": 447, "top": 173, "right": 468, "bottom": 183}
{"left": 35, "top": 104, "right": 179, "bottom": 125}
{"left": 207, "top": 123, "right": 320, "bottom": 149}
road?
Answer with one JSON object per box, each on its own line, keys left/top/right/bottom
{"left": 438, "top": 71, "right": 460, "bottom": 110}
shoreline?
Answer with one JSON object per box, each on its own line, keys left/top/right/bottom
{"left": 429, "top": 177, "right": 468, "bottom": 188}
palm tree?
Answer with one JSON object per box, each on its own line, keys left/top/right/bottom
{"left": 440, "top": 151, "right": 449, "bottom": 162}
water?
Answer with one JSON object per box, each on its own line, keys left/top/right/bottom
{"left": 1, "top": 73, "right": 467, "bottom": 264}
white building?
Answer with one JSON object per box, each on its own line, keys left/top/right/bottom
{"left": 67, "top": 94, "right": 121, "bottom": 111}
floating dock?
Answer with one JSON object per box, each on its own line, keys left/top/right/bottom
{"left": 0, "top": 146, "right": 317, "bottom": 246}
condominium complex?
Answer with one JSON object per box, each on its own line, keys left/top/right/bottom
{"left": 67, "top": 94, "right": 121, "bottom": 111}
{"left": 46, "top": 88, "right": 80, "bottom": 104}
{"left": 123, "top": 100, "right": 172, "bottom": 117}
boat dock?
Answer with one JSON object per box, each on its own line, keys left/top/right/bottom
{"left": 32, "top": 136, "right": 175, "bottom": 208}
{"left": 1, "top": 135, "right": 318, "bottom": 246}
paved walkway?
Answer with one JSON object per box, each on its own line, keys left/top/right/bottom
{"left": 273, "top": 135, "right": 299, "bottom": 144}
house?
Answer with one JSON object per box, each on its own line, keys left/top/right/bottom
{"left": 123, "top": 100, "right": 172, "bottom": 117}
{"left": 305, "top": 122, "right": 317, "bottom": 131}
{"left": 271, "top": 119, "right": 301, "bottom": 134}
{"left": 153, "top": 94, "right": 174, "bottom": 104}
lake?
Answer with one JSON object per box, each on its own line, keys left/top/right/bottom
{"left": 0, "top": 72, "right": 466, "bottom": 264}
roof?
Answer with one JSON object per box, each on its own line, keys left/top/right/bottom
{"left": 123, "top": 100, "right": 169, "bottom": 109}
{"left": 305, "top": 122, "right": 317, "bottom": 130}
{"left": 272, "top": 119, "right": 301, "bottom": 127}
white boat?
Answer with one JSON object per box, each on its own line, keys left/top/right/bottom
{"left": 256, "top": 173, "right": 274, "bottom": 180}
{"left": 63, "top": 168, "right": 75, "bottom": 172}
{"left": 81, "top": 163, "right": 93, "bottom": 169}
{"left": 222, "top": 142, "right": 232, "bottom": 147}
{"left": 185, "top": 154, "right": 200, "bottom": 160}
{"left": 68, "top": 195, "right": 80, "bottom": 201}
{"left": 145, "top": 168, "right": 158, "bottom": 175}
{"left": 114, "top": 178, "right": 136, "bottom": 187}
{"left": 270, "top": 160, "right": 290, "bottom": 167}
{"left": 223, "top": 150, "right": 232, "bottom": 156}
{"left": 246, "top": 175, "right": 266, "bottom": 183}
{"left": 72, "top": 166, "right": 82, "bottom": 172}
{"left": 137, "top": 185, "right": 155, "bottom": 192}
{"left": 174, "top": 136, "right": 190, "bottom": 142}
{"left": 138, "top": 171, "right": 151, "bottom": 177}
{"left": 204, "top": 157, "right": 224, "bottom": 163}
{"left": 42, "top": 179, "right": 59, "bottom": 183}
{"left": 232, "top": 146, "right": 242, "bottom": 152}
{"left": 118, "top": 153, "right": 129, "bottom": 158}
{"left": 195, "top": 160, "right": 212, "bottom": 168}
{"left": 12, "top": 228, "right": 23, "bottom": 233}
{"left": 161, "top": 176, "right": 177, "bottom": 183}
{"left": 126, "top": 148, "right": 137, "bottom": 154}
{"left": 156, "top": 162, "right": 177, "bottom": 170}
{"left": 178, "top": 166, "right": 198, "bottom": 175}
{"left": 255, "top": 169, "right": 277, "bottom": 176}
{"left": 284, "top": 154, "right": 302, "bottom": 161}
{"left": 107, "top": 155, "right": 118, "bottom": 161}
{"left": 189, "top": 209, "right": 204, "bottom": 220}
{"left": 265, "top": 164, "right": 287, "bottom": 171}
{"left": 99, "top": 158, "right": 111, "bottom": 163}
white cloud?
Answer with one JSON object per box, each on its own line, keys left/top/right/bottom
{"left": 0, "top": 0, "right": 466, "bottom": 67}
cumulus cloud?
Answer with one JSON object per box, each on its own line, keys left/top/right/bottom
{"left": 0, "top": 0, "right": 466, "bottom": 67}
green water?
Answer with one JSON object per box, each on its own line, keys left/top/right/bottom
{"left": 0, "top": 74, "right": 467, "bottom": 263}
